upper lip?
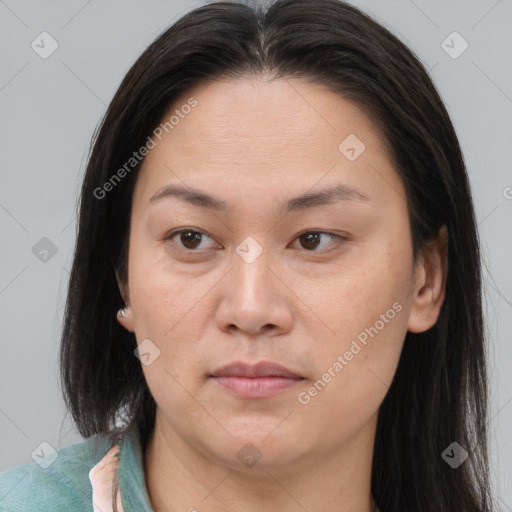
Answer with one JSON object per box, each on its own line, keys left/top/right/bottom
{"left": 211, "top": 361, "right": 302, "bottom": 379}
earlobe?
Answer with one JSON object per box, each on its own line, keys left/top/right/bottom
{"left": 407, "top": 225, "right": 449, "bottom": 333}
{"left": 114, "top": 268, "right": 134, "bottom": 332}
{"left": 117, "top": 307, "right": 134, "bottom": 333}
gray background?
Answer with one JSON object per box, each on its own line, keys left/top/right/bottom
{"left": 1, "top": 0, "right": 511, "bottom": 508}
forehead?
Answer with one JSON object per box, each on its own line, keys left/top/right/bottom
{"left": 132, "top": 76, "right": 400, "bottom": 211}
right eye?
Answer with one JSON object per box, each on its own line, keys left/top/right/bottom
{"left": 164, "top": 228, "right": 221, "bottom": 252}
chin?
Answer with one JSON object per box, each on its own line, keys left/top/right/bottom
{"left": 206, "top": 427, "right": 306, "bottom": 471}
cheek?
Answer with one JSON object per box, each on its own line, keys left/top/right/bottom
{"left": 292, "top": 241, "right": 412, "bottom": 345}
{"left": 294, "top": 302, "right": 408, "bottom": 451}
{"left": 128, "top": 254, "right": 214, "bottom": 425}
{"left": 127, "top": 242, "right": 214, "bottom": 339}
{"left": 127, "top": 245, "right": 222, "bottom": 398}
{"left": 291, "top": 244, "right": 412, "bottom": 424}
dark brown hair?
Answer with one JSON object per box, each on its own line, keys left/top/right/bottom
{"left": 60, "top": 1, "right": 493, "bottom": 510}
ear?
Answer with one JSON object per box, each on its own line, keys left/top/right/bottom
{"left": 407, "top": 225, "right": 449, "bottom": 333}
{"left": 114, "top": 268, "right": 134, "bottom": 333}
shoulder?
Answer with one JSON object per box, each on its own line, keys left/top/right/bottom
{"left": 0, "top": 436, "right": 113, "bottom": 512}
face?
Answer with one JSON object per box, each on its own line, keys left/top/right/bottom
{"left": 117, "top": 76, "right": 445, "bottom": 471}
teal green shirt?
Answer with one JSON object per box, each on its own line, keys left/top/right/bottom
{"left": 0, "top": 429, "right": 154, "bottom": 511}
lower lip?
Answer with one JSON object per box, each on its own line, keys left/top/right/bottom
{"left": 211, "top": 376, "right": 303, "bottom": 398}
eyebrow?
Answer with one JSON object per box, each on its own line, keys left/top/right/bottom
{"left": 148, "top": 183, "right": 369, "bottom": 215}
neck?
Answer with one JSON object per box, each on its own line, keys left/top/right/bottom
{"left": 144, "top": 412, "right": 379, "bottom": 512}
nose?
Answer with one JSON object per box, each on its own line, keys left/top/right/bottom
{"left": 215, "top": 241, "right": 294, "bottom": 338}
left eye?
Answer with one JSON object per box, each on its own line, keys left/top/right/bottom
{"left": 164, "top": 229, "right": 344, "bottom": 252}
{"left": 291, "top": 231, "right": 345, "bottom": 251}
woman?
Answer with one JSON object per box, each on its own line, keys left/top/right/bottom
{"left": 0, "top": 0, "right": 494, "bottom": 511}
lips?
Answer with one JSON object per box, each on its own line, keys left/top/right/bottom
{"left": 210, "top": 361, "right": 304, "bottom": 398}
{"left": 210, "top": 361, "right": 302, "bottom": 379}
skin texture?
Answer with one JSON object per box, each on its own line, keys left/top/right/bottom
{"left": 117, "top": 76, "right": 448, "bottom": 512}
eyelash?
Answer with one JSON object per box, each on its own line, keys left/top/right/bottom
{"left": 163, "top": 228, "right": 347, "bottom": 254}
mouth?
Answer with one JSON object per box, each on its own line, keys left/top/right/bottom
{"left": 209, "top": 361, "right": 305, "bottom": 398}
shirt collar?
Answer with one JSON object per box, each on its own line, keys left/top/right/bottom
{"left": 117, "top": 426, "right": 154, "bottom": 511}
